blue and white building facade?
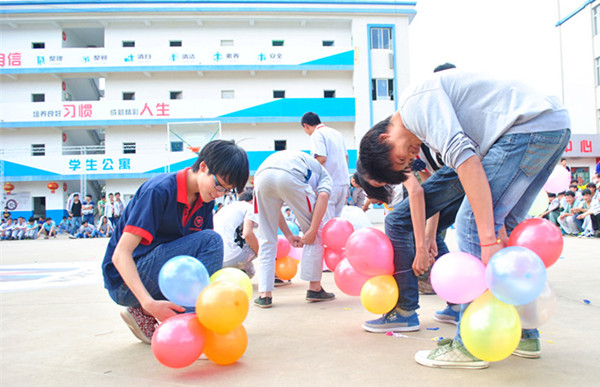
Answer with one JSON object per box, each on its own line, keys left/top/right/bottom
{"left": 0, "top": 1, "right": 416, "bottom": 219}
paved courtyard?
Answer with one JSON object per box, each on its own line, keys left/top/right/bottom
{"left": 1, "top": 229, "right": 598, "bottom": 386}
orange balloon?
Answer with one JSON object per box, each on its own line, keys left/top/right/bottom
{"left": 196, "top": 281, "right": 249, "bottom": 333}
{"left": 204, "top": 325, "right": 248, "bottom": 365}
{"left": 275, "top": 256, "right": 298, "bottom": 280}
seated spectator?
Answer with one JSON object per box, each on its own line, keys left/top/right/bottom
{"left": 539, "top": 193, "right": 560, "bottom": 224}
{"left": 283, "top": 207, "right": 298, "bottom": 225}
{"left": 96, "top": 216, "right": 113, "bottom": 238}
{"left": 1, "top": 218, "right": 15, "bottom": 240}
{"left": 557, "top": 191, "right": 578, "bottom": 235}
{"left": 58, "top": 216, "right": 70, "bottom": 234}
{"left": 37, "top": 217, "right": 57, "bottom": 239}
{"left": 24, "top": 217, "right": 39, "bottom": 239}
{"left": 70, "top": 220, "right": 97, "bottom": 239}
{"left": 572, "top": 189, "right": 593, "bottom": 231}
{"left": 348, "top": 173, "right": 366, "bottom": 208}
{"left": 587, "top": 182, "right": 598, "bottom": 201}
{"left": 11, "top": 217, "right": 28, "bottom": 240}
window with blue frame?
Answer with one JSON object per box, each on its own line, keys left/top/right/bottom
{"left": 371, "top": 27, "right": 392, "bottom": 50}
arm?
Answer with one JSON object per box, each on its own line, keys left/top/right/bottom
{"left": 112, "top": 232, "right": 185, "bottom": 321}
{"left": 315, "top": 155, "right": 327, "bottom": 165}
{"left": 278, "top": 212, "right": 303, "bottom": 247}
{"left": 425, "top": 212, "right": 440, "bottom": 258}
{"left": 242, "top": 218, "right": 259, "bottom": 254}
{"left": 301, "top": 191, "right": 330, "bottom": 245}
{"left": 403, "top": 174, "right": 432, "bottom": 276}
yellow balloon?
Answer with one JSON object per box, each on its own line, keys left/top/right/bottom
{"left": 360, "top": 275, "right": 398, "bottom": 314}
{"left": 528, "top": 190, "right": 549, "bottom": 216}
{"left": 210, "top": 267, "right": 253, "bottom": 300}
{"left": 461, "top": 290, "right": 522, "bottom": 362}
{"left": 196, "top": 281, "right": 249, "bottom": 333}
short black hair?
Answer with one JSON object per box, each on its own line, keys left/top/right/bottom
{"left": 587, "top": 182, "right": 596, "bottom": 189}
{"left": 301, "top": 112, "right": 321, "bottom": 126}
{"left": 28, "top": 217, "right": 36, "bottom": 222}
{"left": 582, "top": 189, "right": 592, "bottom": 196}
{"left": 238, "top": 191, "right": 254, "bottom": 202}
{"left": 86, "top": 194, "right": 92, "bottom": 198}
{"left": 565, "top": 191, "right": 575, "bottom": 197}
{"left": 569, "top": 184, "right": 578, "bottom": 189}
{"left": 191, "top": 139, "right": 249, "bottom": 193}
{"left": 353, "top": 167, "right": 394, "bottom": 203}
{"left": 433, "top": 63, "right": 456, "bottom": 72}
{"left": 82, "top": 220, "right": 88, "bottom": 225}
{"left": 45, "top": 217, "right": 52, "bottom": 221}
{"left": 358, "top": 116, "right": 409, "bottom": 185}
{"left": 548, "top": 192, "right": 556, "bottom": 198}
{"left": 108, "top": 193, "right": 114, "bottom": 196}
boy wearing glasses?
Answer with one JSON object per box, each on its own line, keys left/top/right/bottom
{"left": 102, "top": 140, "right": 249, "bottom": 344}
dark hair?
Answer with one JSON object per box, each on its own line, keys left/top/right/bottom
{"left": 358, "top": 116, "right": 409, "bottom": 185}
{"left": 433, "top": 63, "right": 456, "bottom": 72}
{"left": 565, "top": 191, "right": 575, "bottom": 197}
{"left": 108, "top": 193, "right": 114, "bottom": 196}
{"left": 548, "top": 192, "right": 556, "bottom": 198}
{"left": 29, "top": 216, "right": 36, "bottom": 222}
{"left": 115, "top": 192, "right": 120, "bottom": 195}
{"left": 238, "top": 191, "right": 254, "bottom": 202}
{"left": 561, "top": 157, "right": 566, "bottom": 162}
{"left": 301, "top": 112, "right": 321, "bottom": 126}
{"left": 86, "top": 194, "right": 92, "bottom": 198}
{"left": 45, "top": 217, "right": 52, "bottom": 221}
{"left": 587, "top": 182, "right": 596, "bottom": 189}
{"left": 354, "top": 166, "right": 394, "bottom": 203}
{"left": 191, "top": 139, "right": 249, "bottom": 193}
{"left": 582, "top": 189, "right": 592, "bottom": 196}
{"left": 73, "top": 194, "right": 79, "bottom": 197}
{"left": 569, "top": 184, "right": 578, "bottom": 189}
{"left": 82, "top": 220, "right": 88, "bottom": 225}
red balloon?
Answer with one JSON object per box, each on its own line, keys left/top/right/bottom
{"left": 323, "top": 247, "right": 344, "bottom": 271}
{"left": 508, "top": 218, "right": 563, "bottom": 268}
{"left": 276, "top": 235, "right": 291, "bottom": 259}
{"left": 322, "top": 217, "right": 354, "bottom": 250}
{"left": 333, "top": 258, "right": 373, "bottom": 296}
{"left": 345, "top": 227, "right": 394, "bottom": 276}
{"left": 151, "top": 313, "right": 207, "bottom": 369}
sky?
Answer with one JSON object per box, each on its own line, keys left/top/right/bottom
{"left": 408, "top": 0, "right": 564, "bottom": 97}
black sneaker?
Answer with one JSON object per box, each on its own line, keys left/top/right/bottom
{"left": 274, "top": 278, "right": 292, "bottom": 287}
{"left": 306, "top": 287, "right": 335, "bottom": 302}
{"left": 253, "top": 296, "right": 273, "bottom": 308}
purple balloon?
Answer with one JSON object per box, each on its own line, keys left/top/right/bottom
{"left": 542, "top": 166, "right": 571, "bottom": 194}
{"left": 430, "top": 252, "right": 487, "bottom": 304}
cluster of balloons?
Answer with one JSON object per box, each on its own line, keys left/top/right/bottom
{"left": 275, "top": 235, "right": 300, "bottom": 280}
{"left": 154, "top": 256, "right": 252, "bottom": 368}
{"left": 322, "top": 218, "right": 398, "bottom": 315}
{"left": 430, "top": 218, "right": 561, "bottom": 362}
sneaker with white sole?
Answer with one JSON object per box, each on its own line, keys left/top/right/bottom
{"left": 362, "top": 307, "right": 420, "bottom": 333}
{"left": 433, "top": 305, "right": 460, "bottom": 325}
{"left": 120, "top": 306, "right": 158, "bottom": 344}
{"left": 415, "top": 339, "right": 489, "bottom": 369}
{"left": 512, "top": 337, "right": 541, "bottom": 358}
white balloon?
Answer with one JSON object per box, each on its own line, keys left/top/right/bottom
{"left": 515, "top": 281, "right": 557, "bottom": 329}
{"left": 341, "top": 206, "right": 372, "bottom": 230}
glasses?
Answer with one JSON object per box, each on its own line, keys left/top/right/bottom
{"left": 213, "top": 174, "right": 233, "bottom": 194}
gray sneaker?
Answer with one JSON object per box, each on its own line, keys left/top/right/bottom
{"left": 306, "top": 287, "right": 335, "bottom": 302}
{"left": 415, "top": 339, "right": 489, "bottom": 369}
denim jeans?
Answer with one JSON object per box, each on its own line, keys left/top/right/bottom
{"left": 385, "top": 166, "right": 465, "bottom": 311}
{"left": 108, "top": 230, "right": 224, "bottom": 310}
{"left": 70, "top": 216, "right": 82, "bottom": 235}
{"left": 454, "top": 128, "right": 571, "bottom": 345}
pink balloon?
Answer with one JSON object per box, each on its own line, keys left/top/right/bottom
{"left": 323, "top": 247, "right": 344, "bottom": 271}
{"left": 430, "top": 252, "right": 487, "bottom": 304}
{"left": 322, "top": 217, "right": 354, "bottom": 250}
{"left": 288, "top": 246, "right": 303, "bottom": 262}
{"left": 334, "top": 258, "right": 373, "bottom": 296}
{"left": 542, "top": 165, "right": 571, "bottom": 194}
{"left": 345, "top": 227, "right": 394, "bottom": 276}
{"left": 151, "top": 313, "right": 207, "bottom": 369}
{"left": 276, "top": 235, "right": 291, "bottom": 259}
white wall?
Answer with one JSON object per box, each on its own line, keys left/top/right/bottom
{"left": 0, "top": 25, "right": 63, "bottom": 50}
{"left": 0, "top": 76, "right": 62, "bottom": 104}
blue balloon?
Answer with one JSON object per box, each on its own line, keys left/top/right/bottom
{"left": 278, "top": 221, "right": 300, "bottom": 236}
{"left": 485, "top": 246, "right": 547, "bottom": 305}
{"left": 158, "top": 255, "right": 210, "bottom": 307}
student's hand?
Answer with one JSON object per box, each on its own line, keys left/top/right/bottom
{"left": 287, "top": 234, "right": 304, "bottom": 248}
{"left": 481, "top": 241, "right": 505, "bottom": 266}
{"left": 300, "top": 228, "right": 318, "bottom": 245}
{"left": 577, "top": 214, "right": 585, "bottom": 220}
{"left": 426, "top": 238, "right": 438, "bottom": 260}
{"left": 412, "top": 248, "right": 432, "bottom": 276}
{"left": 143, "top": 299, "right": 186, "bottom": 322}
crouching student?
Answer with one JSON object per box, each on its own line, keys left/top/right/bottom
{"left": 101, "top": 140, "right": 249, "bottom": 344}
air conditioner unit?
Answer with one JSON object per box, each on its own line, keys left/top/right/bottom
{"left": 388, "top": 52, "right": 394, "bottom": 69}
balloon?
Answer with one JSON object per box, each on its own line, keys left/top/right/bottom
{"left": 508, "top": 218, "right": 564, "bottom": 268}
{"left": 158, "top": 255, "right": 210, "bottom": 307}
{"left": 323, "top": 247, "right": 344, "bottom": 271}
{"left": 515, "top": 281, "right": 557, "bottom": 329}
{"left": 527, "top": 190, "right": 548, "bottom": 216}
{"left": 210, "top": 267, "right": 253, "bottom": 300}
{"left": 322, "top": 217, "right": 354, "bottom": 250}
{"left": 345, "top": 227, "right": 394, "bottom": 276}
{"left": 341, "top": 205, "right": 372, "bottom": 230}
{"left": 486, "top": 246, "right": 547, "bottom": 305}
{"left": 461, "top": 290, "right": 521, "bottom": 362}
{"left": 204, "top": 324, "right": 248, "bottom": 365}
{"left": 430, "top": 252, "right": 487, "bottom": 304}
{"left": 288, "top": 246, "right": 303, "bottom": 262}
{"left": 196, "top": 281, "right": 249, "bottom": 333}
{"left": 542, "top": 165, "right": 571, "bottom": 194}
{"left": 360, "top": 275, "right": 399, "bottom": 314}
{"left": 151, "top": 313, "right": 207, "bottom": 369}
{"left": 275, "top": 256, "right": 298, "bottom": 280}
{"left": 334, "top": 258, "right": 372, "bottom": 296}
{"left": 286, "top": 221, "right": 300, "bottom": 236}
{"left": 276, "top": 235, "right": 291, "bottom": 259}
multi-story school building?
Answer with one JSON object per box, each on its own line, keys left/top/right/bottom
{"left": 0, "top": 0, "right": 417, "bottom": 219}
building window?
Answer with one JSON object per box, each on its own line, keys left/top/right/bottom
{"left": 170, "top": 40, "right": 183, "bottom": 47}
{"left": 170, "top": 91, "right": 183, "bottom": 100}
{"left": 274, "top": 140, "right": 287, "bottom": 151}
{"left": 122, "top": 41, "right": 135, "bottom": 47}
{"left": 596, "top": 57, "right": 600, "bottom": 86}
{"left": 32, "top": 93, "right": 45, "bottom": 102}
{"left": 221, "top": 39, "right": 234, "bottom": 46}
{"left": 123, "top": 142, "right": 136, "bottom": 154}
{"left": 122, "top": 92, "right": 135, "bottom": 100}
{"left": 32, "top": 42, "right": 45, "bottom": 49}
{"left": 324, "top": 90, "right": 336, "bottom": 98}
{"left": 371, "top": 79, "right": 394, "bottom": 101}
{"left": 272, "top": 40, "right": 284, "bottom": 46}
{"left": 594, "top": 6, "right": 600, "bottom": 35}
{"left": 31, "top": 144, "right": 45, "bottom": 156}
{"left": 322, "top": 40, "right": 334, "bottom": 47}
{"left": 221, "top": 90, "right": 235, "bottom": 99}
{"left": 371, "top": 27, "right": 392, "bottom": 49}
{"left": 273, "top": 90, "right": 285, "bottom": 99}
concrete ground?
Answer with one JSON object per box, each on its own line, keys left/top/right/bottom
{"left": 1, "top": 229, "right": 599, "bottom": 386}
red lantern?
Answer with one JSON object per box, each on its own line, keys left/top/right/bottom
{"left": 3, "top": 182, "right": 15, "bottom": 195}
{"left": 47, "top": 181, "right": 59, "bottom": 194}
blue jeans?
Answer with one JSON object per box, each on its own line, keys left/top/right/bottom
{"left": 107, "top": 230, "right": 224, "bottom": 310}
{"left": 70, "top": 216, "right": 82, "bottom": 235}
{"left": 385, "top": 166, "right": 465, "bottom": 311}
{"left": 83, "top": 213, "right": 95, "bottom": 225}
{"left": 455, "top": 128, "right": 571, "bottom": 345}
